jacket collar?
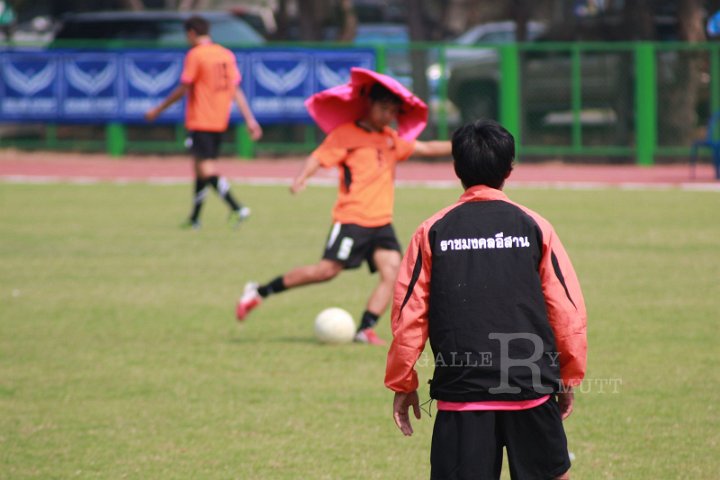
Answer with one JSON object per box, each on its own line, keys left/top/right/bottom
{"left": 459, "top": 184, "right": 508, "bottom": 203}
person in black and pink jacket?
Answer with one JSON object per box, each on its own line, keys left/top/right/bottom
{"left": 385, "top": 120, "right": 587, "bottom": 480}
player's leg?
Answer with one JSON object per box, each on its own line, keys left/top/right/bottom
{"left": 236, "top": 260, "right": 343, "bottom": 321}
{"left": 184, "top": 131, "right": 217, "bottom": 228}
{"left": 354, "top": 248, "right": 400, "bottom": 345}
{"left": 282, "top": 259, "right": 344, "bottom": 287}
{"left": 501, "top": 398, "right": 572, "bottom": 479}
{"left": 430, "top": 411, "right": 503, "bottom": 479}
{"left": 236, "top": 223, "right": 367, "bottom": 322}
{"left": 354, "top": 224, "right": 402, "bottom": 345}
{"left": 261, "top": 260, "right": 345, "bottom": 299}
{"left": 186, "top": 161, "right": 210, "bottom": 229}
{"left": 200, "top": 132, "right": 249, "bottom": 226}
{"left": 206, "top": 173, "right": 250, "bottom": 226}
{"left": 364, "top": 248, "right": 401, "bottom": 315}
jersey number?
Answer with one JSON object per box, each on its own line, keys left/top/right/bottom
{"left": 214, "top": 62, "right": 230, "bottom": 91}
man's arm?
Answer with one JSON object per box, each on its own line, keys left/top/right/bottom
{"left": 412, "top": 140, "right": 451, "bottom": 157}
{"left": 234, "top": 88, "right": 262, "bottom": 141}
{"left": 385, "top": 227, "right": 431, "bottom": 435}
{"left": 145, "top": 84, "right": 188, "bottom": 122}
{"left": 290, "top": 155, "right": 321, "bottom": 194}
{"left": 538, "top": 223, "right": 588, "bottom": 390}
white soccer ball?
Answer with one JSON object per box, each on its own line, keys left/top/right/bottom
{"left": 314, "top": 307, "right": 355, "bottom": 344}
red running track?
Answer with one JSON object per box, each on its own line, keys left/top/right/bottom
{"left": 1, "top": 150, "right": 718, "bottom": 189}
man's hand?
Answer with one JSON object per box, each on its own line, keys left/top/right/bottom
{"left": 557, "top": 390, "right": 574, "bottom": 420}
{"left": 246, "top": 121, "right": 263, "bottom": 141}
{"left": 290, "top": 176, "right": 307, "bottom": 195}
{"left": 290, "top": 156, "right": 320, "bottom": 195}
{"left": 145, "top": 84, "right": 186, "bottom": 123}
{"left": 393, "top": 391, "right": 421, "bottom": 436}
{"left": 144, "top": 107, "right": 161, "bottom": 122}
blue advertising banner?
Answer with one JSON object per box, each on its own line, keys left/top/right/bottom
{"left": 313, "top": 51, "right": 375, "bottom": 91}
{"left": 0, "top": 48, "right": 375, "bottom": 124}
{"left": 122, "top": 52, "right": 184, "bottom": 122}
{"left": 246, "top": 51, "right": 313, "bottom": 122}
{"left": 62, "top": 53, "right": 121, "bottom": 119}
{"left": 0, "top": 52, "right": 61, "bottom": 120}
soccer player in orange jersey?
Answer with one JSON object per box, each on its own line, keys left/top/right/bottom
{"left": 235, "top": 79, "right": 451, "bottom": 345}
{"left": 145, "top": 15, "right": 262, "bottom": 229}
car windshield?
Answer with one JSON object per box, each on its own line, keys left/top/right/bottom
{"left": 454, "top": 23, "right": 545, "bottom": 45}
{"left": 456, "top": 29, "right": 515, "bottom": 45}
{"left": 205, "top": 18, "right": 264, "bottom": 45}
{"left": 57, "top": 20, "right": 159, "bottom": 40}
{"left": 54, "top": 15, "right": 264, "bottom": 45}
{"left": 355, "top": 26, "right": 408, "bottom": 44}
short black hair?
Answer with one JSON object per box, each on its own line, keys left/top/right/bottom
{"left": 451, "top": 120, "right": 515, "bottom": 189}
{"left": 184, "top": 16, "right": 210, "bottom": 35}
{"left": 368, "top": 82, "right": 403, "bottom": 106}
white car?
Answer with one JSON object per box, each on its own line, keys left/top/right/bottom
{"left": 428, "top": 21, "right": 546, "bottom": 83}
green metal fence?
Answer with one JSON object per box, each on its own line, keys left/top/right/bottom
{"left": 1, "top": 41, "right": 718, "bottom": 165}
{"left": 420, "top": 41, "right": 719, "bottom": 165}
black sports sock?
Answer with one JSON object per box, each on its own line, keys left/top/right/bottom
{"left": 258, "top": 276, "right": 286, "bottom": 298}
{"left": 189, "top": 177, "right": 209, "bottom": 222}
{"left": 358, "top": 310, "right": 380, "bottom": 332}
{"left": 208, "top": 175, "right": 241, "bottom": 212}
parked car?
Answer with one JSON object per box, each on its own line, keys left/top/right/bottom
{"left": 228, "top": 5, "right": 276, "bottom": 38}
{"left": 51, "top": 10, "right": 264, "bottom": 47}
{"left": 427, "top": 21, "right": 549, "bottom": 121}
{"left": 354, "top": 23, "right": 411, "bottom": 84}
{"left": 325, "top": 23, "right": 412, "bottom": 87}
{"left": 440, "top": 16, "right": 714, "bottom": 125}
{"left": 454, "top": 20, "right": 546, "bottom": 46}
{"left": 0, "top": 15, "right": 55, "bottom": 45}
{"left": 445, "top": 19, "right": 624, "bottom": 122}
{"left": 427, "top": 22, "right": 540, "bottom": 112}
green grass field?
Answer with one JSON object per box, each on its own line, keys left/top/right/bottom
{"left": 1, "top": 181, "right": 719, "bottom": 479}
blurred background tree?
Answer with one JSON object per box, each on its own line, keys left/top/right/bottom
{"left": 8, "top": 0, "right": 716, "bottom": 43}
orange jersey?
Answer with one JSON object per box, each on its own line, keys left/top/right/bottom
{"left": 181, "top": 41, "right": 241, "bottom": 132}
{"left": 312, "top": 122, "right": 415, "bottom": 227}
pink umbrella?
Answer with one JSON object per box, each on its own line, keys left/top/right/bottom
{"left": 305, "top": 67, "right": 428, "bottom": 141}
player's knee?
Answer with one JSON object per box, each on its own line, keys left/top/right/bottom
{"left": 383, "top": 264, "right": 400, "bottom": 282}
{"left": 555, "top": 470, "right": 570, "bottom": 480}
{"left": 378, "top": 252, "right": 401, "bottom": 279}
{"left": 387, "top": 251, "right": 402, "bottom": 268}
{"left": 316, "top": 262, "right": 342, "bottom": 281}
{"left": 196, "top": 160, "right": 216, "bottom": 177}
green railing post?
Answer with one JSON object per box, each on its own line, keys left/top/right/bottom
{"left": 571, "top": 45, "right": 583, "bottom": 153}
{"left": 711, "top": 44, "right": 720, "bottom": 140}
{"left": 304, "top": 125, "right": 315, "bottom": 151}
{"left": 635, "top": 43, "right": 656, "bottom": 166}
{"left": 235, "top": 125, "right": 254, "bottom": 159}
{"left": 175, "top": 123, "right": 186, "bottom": 150}
{"left": 46, "top": 124, "right": 58, "bottom": 149}
{"left": 437, "top": 45, "right": 449, "bottom": 140}
{"left": 106, "top": 123, "right": 126, "bottom": 157}
{"left": 499, "top": 44, "right": 521, "bottom": 143}
{"left": 375, "top": 45, "right": 387, "bottom": 74}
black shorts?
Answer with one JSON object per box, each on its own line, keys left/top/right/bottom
{"left": 322, "top": 223, "right": 402, "bottom": 273}
{"left": 188, "top": 131, "right": 223, "bottom": 160}
{"left": 430, "top": 398, "right": 571, "bottom": 480}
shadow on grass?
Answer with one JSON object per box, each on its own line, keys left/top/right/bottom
{"left": 228, "top": 335, "right": 319, "bottom": 345}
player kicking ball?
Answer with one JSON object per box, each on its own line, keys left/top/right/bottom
{"left": 235, "top": 68, "right": 451, "bottom": 345}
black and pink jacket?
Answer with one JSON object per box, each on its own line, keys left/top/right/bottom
{"left": 385, "top": 185, "right": 587, "bottom": 402}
